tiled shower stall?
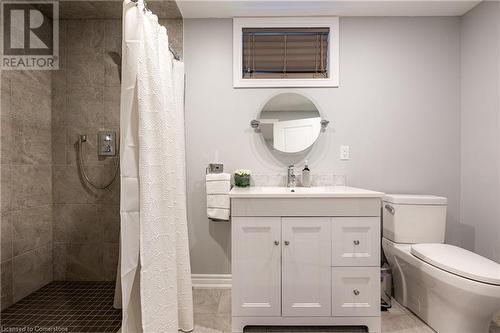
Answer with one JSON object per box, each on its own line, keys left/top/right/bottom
{"left": 0, "top": 0, "right": 183, "bottom": 312}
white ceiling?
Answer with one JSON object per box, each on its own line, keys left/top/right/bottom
{"left": 176, "top": 0, "right": 480, "bottom": 18}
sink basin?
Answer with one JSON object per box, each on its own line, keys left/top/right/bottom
{"left": 229, "top": 186, "right": 384, "bottom": 198}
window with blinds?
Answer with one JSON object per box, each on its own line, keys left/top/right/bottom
{"left": 242, "top": 27, "right": 330, "bottom": 79}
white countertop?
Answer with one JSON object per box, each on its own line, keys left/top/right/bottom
{"left": 229, "top": 186, "right": 385, "bottom": 198}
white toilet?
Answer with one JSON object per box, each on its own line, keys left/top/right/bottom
{"left": 381, "top": 194, "right": 500, "bottom": 333}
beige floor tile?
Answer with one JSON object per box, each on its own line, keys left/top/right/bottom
{"left": 192, "top": 290, "right": 496, "bottom": 333}
{"left": 195, "top": 312, "right": 231, "bottom": 332}
{"left": 217, "top": 288, "right": 231, "bottom": 314}
{"left": 193, "top": 288, "right": 224, "bottom": 315}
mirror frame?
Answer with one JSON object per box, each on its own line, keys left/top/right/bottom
{"left": 251, "top": 91, "right": 329, "bottom": 154}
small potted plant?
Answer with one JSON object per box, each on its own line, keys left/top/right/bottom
{"left": 234, "top": 169, "right": 251, "bottom": 187}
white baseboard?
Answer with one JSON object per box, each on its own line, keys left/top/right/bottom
{"left": 192, "top": 274, "right": 232, "bottom": 288}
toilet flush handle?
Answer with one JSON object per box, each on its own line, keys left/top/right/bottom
{"left": 385, "top": 204, "right": 395, "bottom": 215}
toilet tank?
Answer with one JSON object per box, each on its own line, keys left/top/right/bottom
{"left": 383, "top": 194, "right": 447, "bottom": 244}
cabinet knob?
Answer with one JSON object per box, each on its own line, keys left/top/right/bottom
{"left": 284, "top": 240, "right": 290, "bottom": 246}
{"left": 353, "top": 240, "right": 360, "bottom": 245}
{"left": 353, "top": 289, "right": 360, "bottom": 296}
{"left": 274, "top": 240, "right": 279, "bottom": 246}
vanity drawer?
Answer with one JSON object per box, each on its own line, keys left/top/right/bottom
{"left": 332, "top": 267, "right": 379, "bottom": 317}
{"left": 332, "top": 217, "right": 380, "bottom": 267}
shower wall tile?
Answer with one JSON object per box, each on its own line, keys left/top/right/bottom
{"left": 54, "top": 242, "right": 104, "bottom": 281}
{"left": 12, "top": 243, "right": 53, "bottom": 302}
{"left": 104, "top": 19, "right": 122, "bottom": 54}
{"left": 0, "top": 10, "right": 55, "bottom": 306}
{"left": 53, "top": 165, "right": 107, "bottom": 204}
{"left": 67, "top": 20, "right": 104, "bottom": 49}
{"left": 67, "top": 56, "right": 104, "bottom": 127}
{"left": 103, "top": 242, "right": 119, "bottom": 281}
{"left": 1, "top": 260, "right": 13, "bottom": 310}
{"left": 1, "top": 213, "right": 13, "bottom": 261}
{"left": 103, "top": 86, "right": 120, "bottom": 126}
{"left": 51, "top": 19, "right": 123, "bottom": 282}
{"left": 10, "top": 72, "right": 51, "bottom": 127}
{"left": 68, "top": 48, "right": 105, "bottom": 87}
{"left": 11, "top": 121, "right": 52, "bottom": 165}
{"left": 104, "top": 56, "right": 121, "bottom": 88}
{"left": 1, "top": 116, "right": 12, "bottom": 164}
{"left": 52, "top": 243, "right": 66, "bottom": 281}
{"left": 1, "top": 76, "right": 11, "bottom": 118}
{"left": 51, "top": 127, "right": 66, "bottom": 165}
{"left": 12, "top": 205, "right": 53, "bottom": 257}
{"left": 51, "top": 70, "right": 67, "bottom": 128}
{"left": 1, "top": 165, "right": 11, "bottom": 213}
{"left": 53, "top": 204, "right": 101, "bottom": 243}
{"left": 100, "top": 205, "right": 120, "bottom": 243}
{"left": 64, "top": 243, "right": 104, "bottom": 281}
{"left": 58, "top": 21, "right": 67, "bottom": 68}
{"left": 11, "top": 165, "right": 52, "bottom": 210}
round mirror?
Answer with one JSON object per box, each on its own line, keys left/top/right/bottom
{"left": 257, "top": 93, "right": 323, "bottom": 154}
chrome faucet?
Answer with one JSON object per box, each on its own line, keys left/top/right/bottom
{"left": 287, "top": 165, "right": 297, "bottom": 187}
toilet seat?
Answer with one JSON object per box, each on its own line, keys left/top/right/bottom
{"left": 411, "top": 243, "right": 500, "bottom": 286}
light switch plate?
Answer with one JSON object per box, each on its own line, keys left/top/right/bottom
{"left": 340, "top": 145, "right": 350, "bottom": 160}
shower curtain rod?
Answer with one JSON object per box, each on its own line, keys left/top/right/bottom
{"left": 130, "top": 0, "right": 181, "bottom": 61}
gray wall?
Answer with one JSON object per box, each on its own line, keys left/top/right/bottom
{"left": 184, "top": 17, "right": 462, "bottom": 274}
{"left": 460, "top": 1, "right": 500, "bottom": 263}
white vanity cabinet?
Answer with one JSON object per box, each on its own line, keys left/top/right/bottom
{"left": 230, "top": 186, "right": 384, "bottom": 333}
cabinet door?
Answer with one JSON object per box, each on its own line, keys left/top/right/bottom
{"left": 232, "top": 217, "right": 281, "bottom": 316}
{"left": 332, "top": 217, "right": 380, "bottom": 267}
{"left": 282, "top": 217, "right": 331, "bottom": 317}
{"left": 332, "top": 267, "right": 380, "bottom": 316}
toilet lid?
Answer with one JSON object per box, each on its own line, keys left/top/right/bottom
{"left": 411, "top": 243, "right": 500, "bottom": 285}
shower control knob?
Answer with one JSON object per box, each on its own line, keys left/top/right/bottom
{"left": 353, "top": 289, "right": 360, "bottom": 296}
{"left": 353, "top": 240, "right": 360, "bottom": 245}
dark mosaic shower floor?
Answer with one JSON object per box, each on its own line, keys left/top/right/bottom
{"left": 0, "top": 281, "right": 121, "bottom": 333}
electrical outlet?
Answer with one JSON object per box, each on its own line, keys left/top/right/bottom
{"left": 340, "top": 145, "right": 350, "bottom": 160}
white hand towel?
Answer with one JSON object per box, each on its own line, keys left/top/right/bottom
{"left": 206, "top": 173, "right": 231, "bottom": 181}
{"left": 207, "top": 208, "right": 230, "bottom": 221}
{"left": 206, "top": 173, "right": 231, "bottom": 221}
{"left": 206, "top": 178, "right": 231, "bottom": 194}
{"left": 207, "top": 195, "right": 230, "bottom": 209}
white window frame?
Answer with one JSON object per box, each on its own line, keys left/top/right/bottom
{"left": 233, "top": 17, "right": 340, "bottom": 88}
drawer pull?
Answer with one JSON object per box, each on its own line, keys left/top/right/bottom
{"left": 353, "top": 289, "right": 360, "bottom": 296}
{"left": 274, "top": 240, "right": 279, "bottom": 246}
{"left": 385, "top": 204, "right": 395, "bottom": 215}
{"left": 284, "top": 240, "right": 290, "bottom": 246}
{"left": 353, "top": 240, "right": 360, "bottom": 246}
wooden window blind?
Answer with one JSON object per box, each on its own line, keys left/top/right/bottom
{"left": 242, "top": 27, "right": 329, "bottom": 79}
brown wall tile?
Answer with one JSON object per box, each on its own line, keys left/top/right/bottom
{"left": 11, "top": 165, "right": 52, "bottom": 210}
{"left": 12, "top": 244, "right": 53, "bottom": 302}
{"left": 1, "top": 260, "right": 13, "bottom": 310}
{"left": 53, "top": 204, "right": 101, "bottom": 243}
{"left": 1, "top": 213, "right": 13, "bottom": 261}
{"left": 12, "top": 205, "right": 53, "bottom": 257}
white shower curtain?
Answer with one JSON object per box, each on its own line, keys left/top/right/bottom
{"left": 118, "top": 1, "right": 193, "bottom": 332}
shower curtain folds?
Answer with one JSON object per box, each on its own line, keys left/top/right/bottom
{"left": 119, "top": 1, "right": 193, "bottom": 332}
